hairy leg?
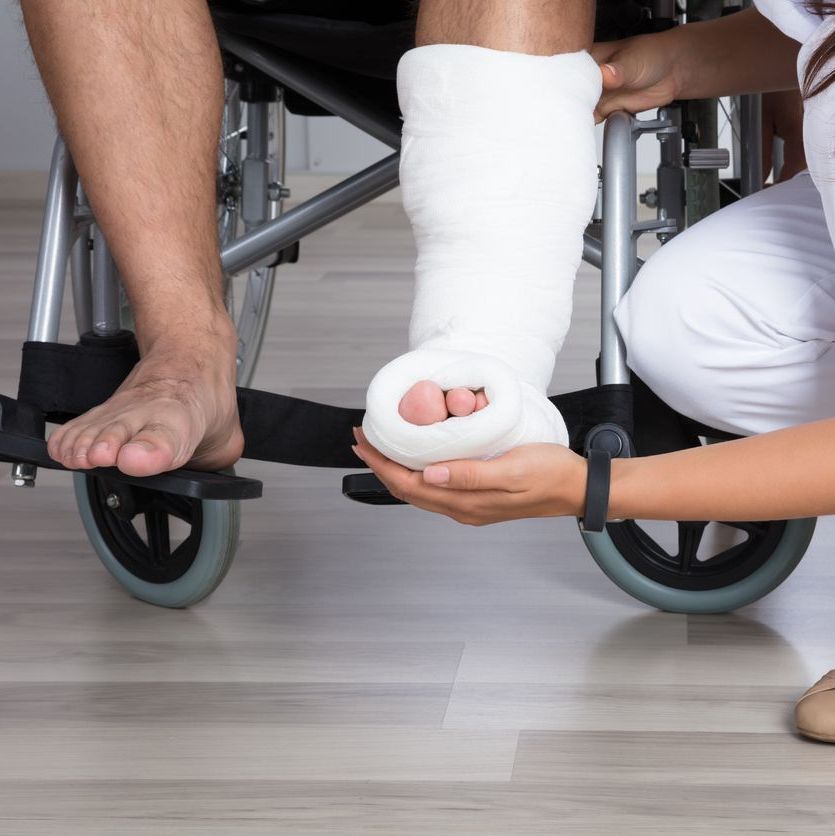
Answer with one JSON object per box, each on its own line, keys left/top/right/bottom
{"left": 21, "top": 0, "right": 243, "bottom": 476}
{"left": 398, "top": 0, "right": 595, "bottom": 429}
{"left": 416, "top": 0, "right": 593, "bottom": 52}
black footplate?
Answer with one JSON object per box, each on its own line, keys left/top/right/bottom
{"left": 0, "top": 430, "right": 261, "bottom": 500}
{"left": 342, "top": 472, "right": 405, "bottom": 505}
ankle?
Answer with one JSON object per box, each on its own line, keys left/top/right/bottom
{"left": 137, "top": 310, "right": 238, "bottom": 358}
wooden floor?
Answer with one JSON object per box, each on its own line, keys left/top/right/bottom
{"left": 1, "top": 182, "right": 835, "bottom": 834}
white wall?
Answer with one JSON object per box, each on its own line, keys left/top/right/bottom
{"left": 0, "top": 4, "right": 660, "bottom": 176}
{"left": 0, "top": 2, "right": 56, "bottom": 171}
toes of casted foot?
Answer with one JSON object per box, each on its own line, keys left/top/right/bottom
{"left": 474, "top": 389, "right": 489, "bottom": 411}
{"left": 115, "top": 426, "right": 181, "bottom": 477}
{"left": 445, "top": 388, "right": 477, "bottom": 417}
{"left": 399, "top": 380, "right": 448, "bottom": 426}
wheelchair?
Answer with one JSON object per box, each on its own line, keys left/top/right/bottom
{"left": 0, "top": 0, "right": 815, "bottom": 613}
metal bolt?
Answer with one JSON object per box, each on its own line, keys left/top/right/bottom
{"left": 267, "top": 182, "right": 291, "bottom": 201}
{"left": 11, "top": 462, "right": 37, "bottom": 488}
{"left": 639, "top": 187, "right": 658, "bottom": 209}
{"left": 105, "top": 493, "right": 121, "bottom": 510}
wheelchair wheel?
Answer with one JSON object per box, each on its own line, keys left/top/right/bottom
{"left": 73, "top": 473, "right": 240, "bottom": 608}
{"left": 217, "top": 80, "right": 285, "bottom": 387}
{"left": 580, "top": 516, "right": 816, "bottom": 614}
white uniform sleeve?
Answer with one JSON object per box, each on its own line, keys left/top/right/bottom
{"left": 754, "top": 0, "right": 821, "bottom": 43}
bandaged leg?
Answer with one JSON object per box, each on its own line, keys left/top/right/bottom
{"left": 363, "top": 44, "right": 601, "bottom": 470}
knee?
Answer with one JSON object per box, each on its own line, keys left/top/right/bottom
{"left": 613, "top": 246, "right": 725, "bottom": 412}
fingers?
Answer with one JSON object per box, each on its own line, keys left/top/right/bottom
{"left": 352, "top": 426, "right": 525, "bottom": 493}
{"left": 422, "top": 452, "right": 527, "bottom": 492}
{"left": 599, "top": 62, "right": 622, "bottom": 91}
{"left": 590, "top": 41, "right": 618, "bottom": 65}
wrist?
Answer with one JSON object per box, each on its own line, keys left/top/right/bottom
{"left": 608, "top": 456, "right": 638, "bottom": 520}
{"left": 662, "top": 28, "right": 687, "bottom": 102}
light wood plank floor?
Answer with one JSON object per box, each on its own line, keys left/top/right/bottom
{"left": 1, "top": 180, "right": 835, "bottom": 834}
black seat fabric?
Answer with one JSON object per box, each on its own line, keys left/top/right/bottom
{"left": 210, "top": 0, "right": 653, "bottom": 115}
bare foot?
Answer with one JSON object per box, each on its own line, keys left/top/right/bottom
{"left": 398, "top": 380, "right": 489, "bottom": 425}
{"left": 47, "top": 317, "right": 244, "bottom": 477}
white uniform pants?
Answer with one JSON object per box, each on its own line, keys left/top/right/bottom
{"left": 614, "top": 172, "right": 835, "bottom": 436}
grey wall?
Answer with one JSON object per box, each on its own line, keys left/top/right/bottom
{"left": 0, "top": 2, "right": 55, "bottom": 170}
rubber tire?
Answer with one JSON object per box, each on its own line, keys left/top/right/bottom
{"left": 580, "top": 517, "right": 816, "bottom": 614}
{"left": 74, "top": 473, "right": 241, "bottom": 608}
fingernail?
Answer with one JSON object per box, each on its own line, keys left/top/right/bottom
{"left": 423, "top": 465, "right": 449, "bottom": 485}
{"left": 352, "top": 444, "right": 366, "bottom": 463}
{"left": 352, "top": 426, "right": 360, "bottom": 440}
{"left": 604, "top": 63, "right": 617, "bottom": 76}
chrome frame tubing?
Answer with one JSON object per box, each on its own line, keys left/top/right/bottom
{"left": 69, "top": 186, "right": 93, "bottom": 337}
{"left": 737, "top": 0, "right": 763, "bottom": 196}
{"left": 738, "top": 93, "right": 763, "bottom": 197}
{"left": 91, "top": 225, "right": 122, "bottom": 335}
{"left": 232, "top": 94, "right": 282, "bottom": 386}
{"left": 217, "top": 34, "right": 402, "bottom": 277}
{"left": 598, "top": 111, "right": 678, "bottom": 387}
{"left": 28, "top": 138, "right": 79, "bottom": 343}
{"left": 28, "top": 136, "right": 121, "bottom": 345}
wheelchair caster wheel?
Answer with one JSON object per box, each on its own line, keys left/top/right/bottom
{"left": 580, "top": 516, "right": 816, "bottom": 613}
{"left": 74, "top": 473, "right": 240, "bottom": 608}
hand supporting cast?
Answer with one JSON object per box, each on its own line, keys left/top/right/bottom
{"left": 352, "top": 427, "right": 587, "bottom": 526}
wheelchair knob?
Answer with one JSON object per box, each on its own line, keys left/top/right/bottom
{"left": 686, "top": 148, "right": 731, "bottom": 170}
{"left": 583, "top": 423, "right": 633, "bottom": 459}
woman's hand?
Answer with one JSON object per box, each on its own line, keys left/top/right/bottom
{"left": 592, "top": 33, "right": 681, "bottom": 122}
{"left": 352, "top": 427, "right": 587, "bottom": 526}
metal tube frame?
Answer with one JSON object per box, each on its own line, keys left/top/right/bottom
{"left": 27, "top": 139, "right": 78, "bottom": 343}
{"left": 91, "top": 226, "right": 121, "bottom": 335}
{"left": 739, "top": 93, "right": 763, "bottom": 197}
{"left": 599, "top": 112, "right": 678, "bottom": 387}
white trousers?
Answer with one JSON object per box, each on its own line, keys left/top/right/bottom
{"left": 614, "top": 171, "right": 835, "bottom": 436}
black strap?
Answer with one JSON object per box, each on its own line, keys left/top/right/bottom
{"left": 580, "top": 448, "right": 611, "bottom": 533}
{"left": 17, "top": 338, "right": 636, "bottom": 468}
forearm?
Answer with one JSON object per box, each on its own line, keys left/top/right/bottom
{"left": 609, "top": 418, "right": 835, "bottom": 521}
{"left": 670, "top": 8, "right": 800, "bottom": 99}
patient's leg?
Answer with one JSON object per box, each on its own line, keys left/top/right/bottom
{"left": 22, "top": 0, "right": 243, "bottom": 477}
{"left": 364, "top": 0, "right": 599, "bottom": 468}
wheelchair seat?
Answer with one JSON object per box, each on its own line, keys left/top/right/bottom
{"left": 210, "top": 0, "right": 656, "bottom": 117}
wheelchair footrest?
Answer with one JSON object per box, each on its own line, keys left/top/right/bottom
{"left": 342, "top": 472, "right": 405, "bottom": 505}
{"left": 0, "top": 426, "right": 262, "bottom": 501}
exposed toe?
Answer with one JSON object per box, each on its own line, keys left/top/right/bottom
{"left": 398, "top": 380, "right": 449, "bottom": 426}
{"left": 445, "top": 387, "right": 477, "bottom": 417}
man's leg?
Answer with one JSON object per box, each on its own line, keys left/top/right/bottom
{"left": 400, "top": 0, "right": 595, "bottom": 427}
{"left": 416, "top": 0, "right": 593, "bottom": 52}
{"left": 365, "top": 1, "right": 599, "bottom": 468}
{"left": 21, "top": 0, "right": 243, "bottom": 477}
{"left": 399, "top": 0, "right": 595, "bottom": 426}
